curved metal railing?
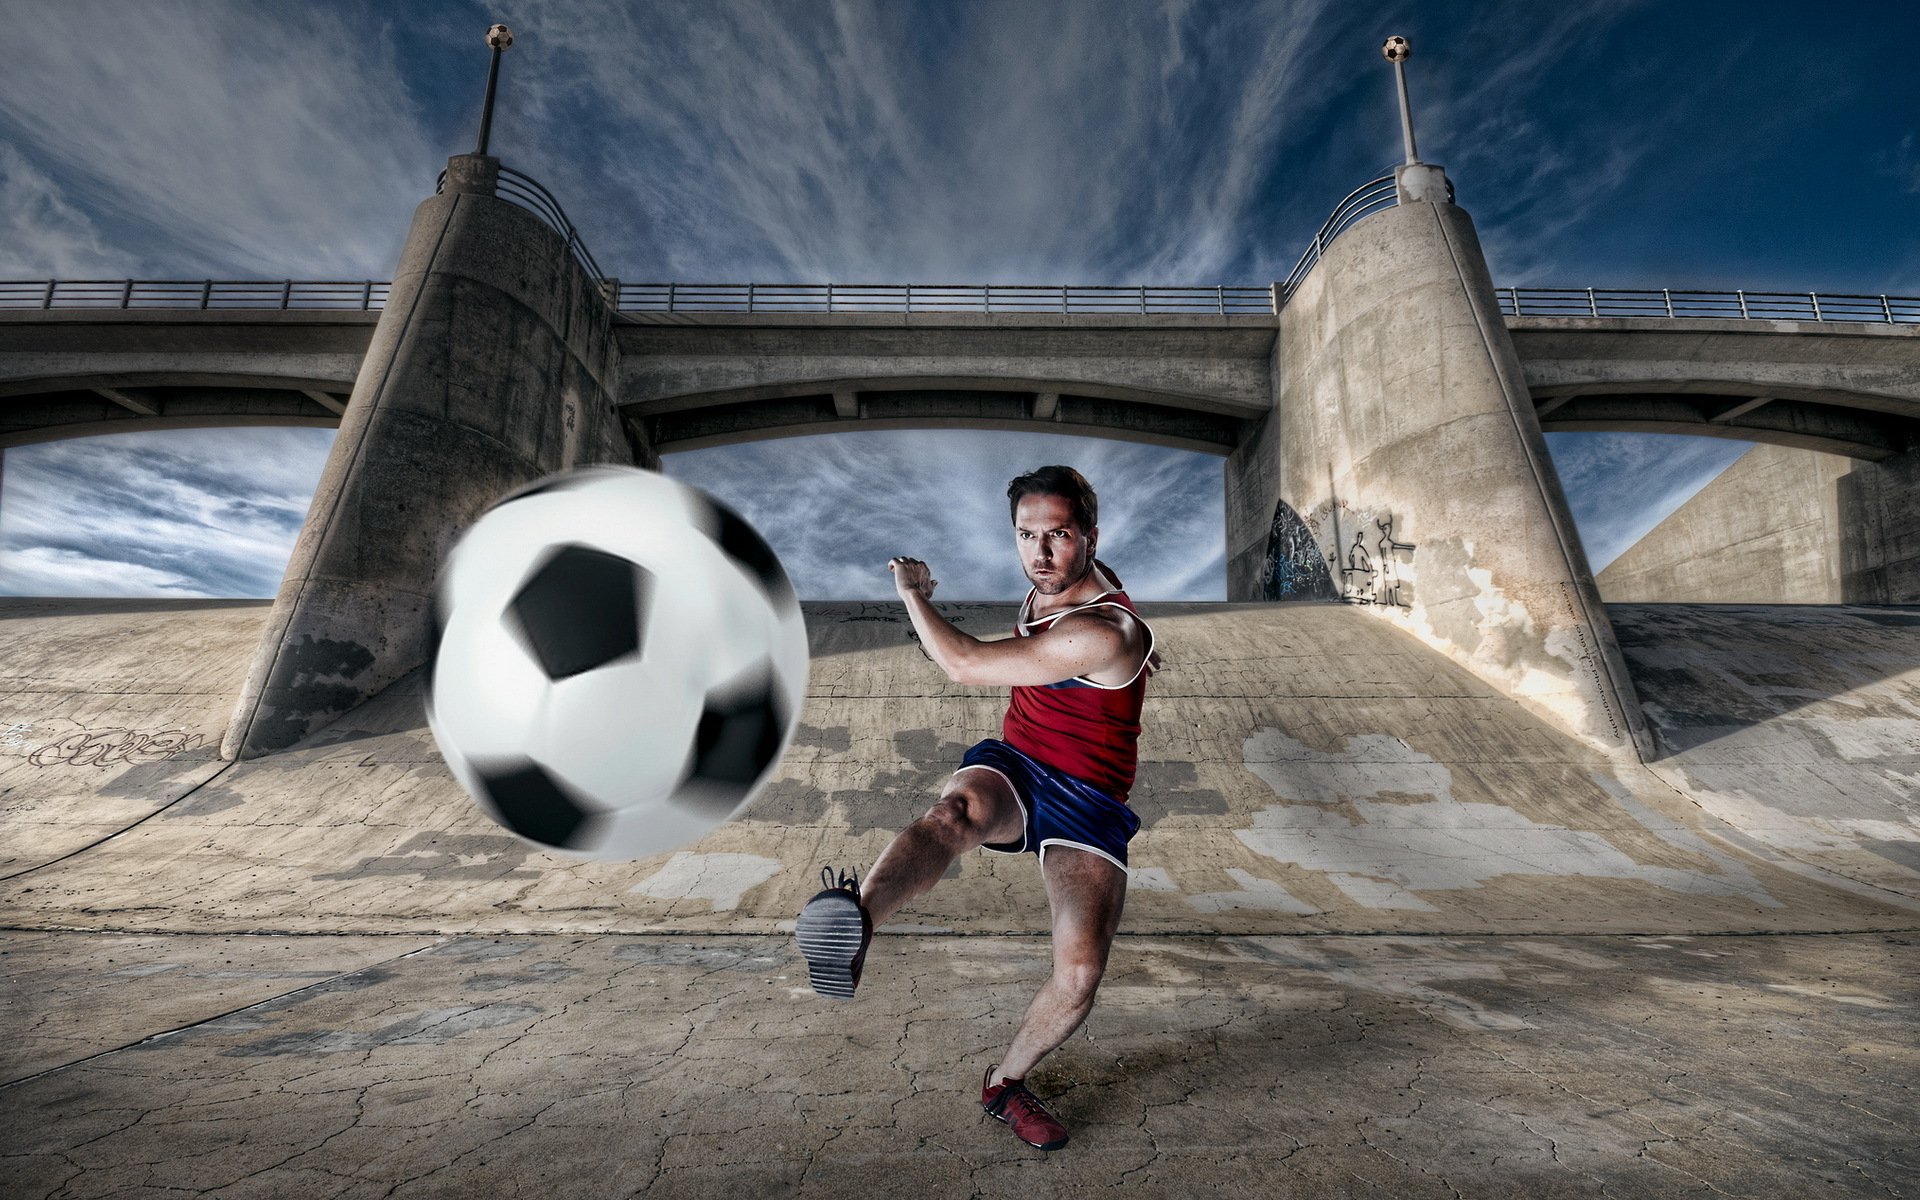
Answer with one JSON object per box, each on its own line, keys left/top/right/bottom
{"left": 495, "top": 166, "right": 606, "bottom": 283}
{"left": 1278, "top": 174, "right": 1399, "bottom": 304}
{"left": 434, "top": 163, "right": 606, "bottom": 284}
{"left": 1499, "top": 287, "right": 1919, "bottom": 324}
{"left": 615, "top": 282, "right": 1275, "bottom": 315}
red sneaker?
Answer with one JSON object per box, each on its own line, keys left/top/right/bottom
{"left": 981, "top": 1066, "right": 1070, "bottom": 1150}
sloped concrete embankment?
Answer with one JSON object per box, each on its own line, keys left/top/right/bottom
{"left": 1610, "top": 603, "right": 1920, "bottom": 907}
{"left": 1, "top": 598, "right": 1914, "bottom": 935}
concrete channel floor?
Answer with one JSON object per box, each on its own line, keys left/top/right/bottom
{"left": 2, "top": 928, "right": 1915, "bottom": 1199}
{"left": 4, "top": 598, "right": 1917, "bottom": 1196}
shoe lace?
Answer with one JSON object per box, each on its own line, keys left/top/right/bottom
{"left": 819, "top": 865, "right": 860, "bottom": 895}
{"left": 999, "top": 1083, "right": 1053, "bottom": 1127}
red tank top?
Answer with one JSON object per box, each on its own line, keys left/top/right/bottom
{"left": 1001, "top": 562, "right": 1155, "bottom": 802}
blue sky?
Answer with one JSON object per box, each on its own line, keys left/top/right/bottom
{"left": 1, "top": 1, "right": 1913, "bottom": 600}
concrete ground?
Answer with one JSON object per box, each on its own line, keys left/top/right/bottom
{"left": 2, "top": 930, "right": 1914, "bottom": 1198}
{"left": 2, "top": 598, "right": 1916, "bottom": 1196}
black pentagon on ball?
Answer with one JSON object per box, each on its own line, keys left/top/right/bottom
{"left": 680, "top": 658, "right": 789, "bottom": 813}
{"left": 474, "top": 760, "right": 607, "bottom": 850}
{"left": 686, "top": 494, "right": 795, "bottom": 608}
{"left": 507, "top": 543, "right": 652, "bottom": 681}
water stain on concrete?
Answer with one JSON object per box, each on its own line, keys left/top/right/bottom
{"left": 1130, "top": 761, "right": 1229, "bottom": 823}
{"left": 427, "top": 939, "right": 530, "bottom": 963}
{"left": 315, "top": 831, "right": 538, "bottom": 881}
{"left": 745, "top": 730, "right": 973, "bottom": 836}
{"left": 223, "top": 1003, "right": 543, "bottom": 1057}
{"left": 610, "top": 941, "right": 787, "bottom": 971}
{"left": 792, "top": 722, "right": 852, "bottom": 754}
{"left": 1238, "top": 728, "right": 1775, "bottom": 908}
{"left": 160, "top": 784, "right": 246, "bottom": 818}
{"left": 465, "top": 961, "right": 581, "bottom": 992}
{"left": 628, "top": 851, "right": 782, "bottom": 910}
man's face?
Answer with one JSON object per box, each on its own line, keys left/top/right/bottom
{"left": 1013, "top": 492, "right": 1095, "bottom": 596}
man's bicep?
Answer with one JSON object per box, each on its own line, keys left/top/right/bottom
{"left": 955, "top": 616, "right": 1124, "bottom": 687}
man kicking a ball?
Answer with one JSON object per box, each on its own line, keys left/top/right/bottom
{"left": 795, "top": 465, "right": 1158, "bottom": 1152}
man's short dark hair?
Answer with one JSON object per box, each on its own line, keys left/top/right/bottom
{"left": 1007, "top": 465, "right": 1097, "bottom": 534}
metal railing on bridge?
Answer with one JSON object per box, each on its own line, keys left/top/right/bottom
{"left": 434, "top": 164, "right": 606, "bottom": 284}
{"left": 0, "top": 279, "right": 390, "bottom": 310}
{"left": 1278, "top": 175, "right": 1399, "bottom": 304}
{"left": 614, "top": 282, "right": 1276, "bottom": 315}
{"left": 9, "top": 278, "right": 1920, "bottom": 326}
{"left": 1499, "top": 287, "right": 1920, "bottom": 324}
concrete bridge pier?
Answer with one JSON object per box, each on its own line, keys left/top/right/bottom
{"left": 221, "top": 155, "right": 644, "bottom": 760}
{"left": 1225, "top": 163, "right": 1653, "bottom": 758}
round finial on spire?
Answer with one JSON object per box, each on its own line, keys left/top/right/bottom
{"left": 487, "top": 24, "right": 515, "bottom": 51}
{"left": 1382, "top": 35, "right": 1410, "bottom": 63}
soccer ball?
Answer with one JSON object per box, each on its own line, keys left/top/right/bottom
{"left": 426, "top": 466, "right": 808, "bottom": 860}
{"left": 1382, "top": 35, "right": 1411, "bottom": 63}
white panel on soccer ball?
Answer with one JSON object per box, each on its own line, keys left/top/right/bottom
{"left": 602, "top": 793, "right": 733, "bottom": 861}
{"left": 441, "top": 491, "right": 592, "bottom": 619}
{"left": 428, "top": 608, "right": 552, "bottom": 752}
{"left": 691, "top": 540, "right": 780, "bottom": 693}
{"left": 531, "top": 656, "right": 699, "bottom": 822}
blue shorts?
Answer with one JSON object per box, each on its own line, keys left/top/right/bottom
{"left": 955, "top": 738, "right": 1141, "bottom": 874}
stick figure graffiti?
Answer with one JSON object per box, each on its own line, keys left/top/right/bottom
{"left": 1341, "top": 531, "right": 1375, "bottom": 603}
{"left": 1323, "top": 510, "right": 1416, "bottom": 608}
{"left": 1373, "top": 517, "right": 1416, "bottom": 608}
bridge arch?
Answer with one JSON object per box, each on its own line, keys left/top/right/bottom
{"left": 630, "top": 376, "right": 1248, "bottom": 454}
{"left": 0, "top": 373, "right": 349, "bottom": 449}
{"left": 1513, "top": 318, "right": 1920, "bottom": 459}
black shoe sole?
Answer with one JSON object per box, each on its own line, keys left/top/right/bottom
{"left": 795, "top": 890, "right": 866, "bottom": 1000}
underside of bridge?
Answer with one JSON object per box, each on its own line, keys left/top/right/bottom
{"left": 637, "top": 386, "right": 1245, "bottom": 454}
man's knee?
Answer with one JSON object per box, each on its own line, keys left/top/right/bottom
{"left": 1052, "top": 958, "right": 1105, "bottom": 1007}
{"left": 922, "top": 778, "right": 1017, "bottom": 846}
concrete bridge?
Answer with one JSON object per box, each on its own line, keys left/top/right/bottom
{"left": 1, "top": 157, "right": 1915, "bottom": 764}
{"left": 4, "top": 289, "right": 1916, "bottom": 461}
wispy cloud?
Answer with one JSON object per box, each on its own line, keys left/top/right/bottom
{"left": 0, "top": 429, "right": 335, "bottom": 598}
{"left": 663, "top": 430, "right": 1224, "bottom": 601}
{"left": 0, "top": 146, "right": 138, "bottom": 278}
{"left": 0, "top": 1, "right": 443, "bottom": 277}
{"left": 493, "top": 0, "right": 1347, "bottom": 283}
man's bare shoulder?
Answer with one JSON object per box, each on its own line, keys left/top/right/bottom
{"left": 1048, "top": 604, "right": 1146, "bottom": 685}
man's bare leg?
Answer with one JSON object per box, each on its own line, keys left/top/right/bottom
{"left": 859, "top": 769, "right": 1026, "bottom": 927}
{"left": 992, "top": 844, "right": 1127, "bottom": 1083}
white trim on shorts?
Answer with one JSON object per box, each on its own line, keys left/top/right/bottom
{"left": 951, "top": 764, "right": 1030, "bottom": 854}
{"left": 1038, "top": 837, "right": 1129, "bottom": 877}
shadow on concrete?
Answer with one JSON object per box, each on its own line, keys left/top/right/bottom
{"left": 1607, "top": 602, "right": 1920, "bottom": 757}
{"left": 0, "top": 597, "right": 270, "bottom": 621}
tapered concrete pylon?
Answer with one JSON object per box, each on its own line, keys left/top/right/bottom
{"left": 1226, "top": 164, "right": 1654, "bottom": 759}
{"left": 222, "top": 155, "right": 652, "bottom": 760}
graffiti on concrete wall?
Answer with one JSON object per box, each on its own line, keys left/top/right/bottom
{"left": 28, "top": 728, "right": 209, "bottom": 767}
{"left": 1260, "top": 499, "right": 1339, "bottom": 602}
{"left": 1302, "top": 501, "right": 1418, "bottom": 610}
{"left": 1340, "top": 517, "right": 1416, "bottom": 608}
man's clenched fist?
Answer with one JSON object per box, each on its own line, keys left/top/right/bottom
{"left": 888, "top": 556, "right": 937, "bottom": 600}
